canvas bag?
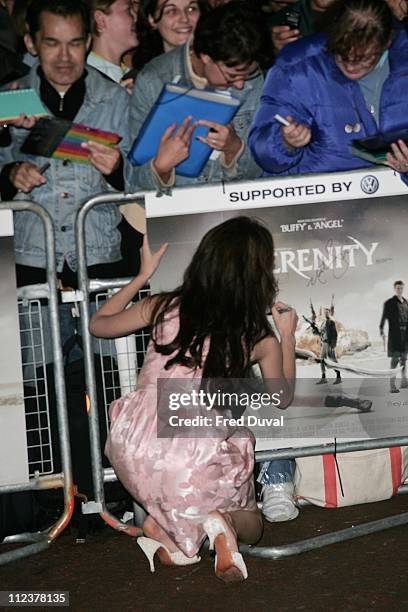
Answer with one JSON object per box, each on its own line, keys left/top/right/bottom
{"left": 294, "top": 447, "right": 408, "bottom": 508}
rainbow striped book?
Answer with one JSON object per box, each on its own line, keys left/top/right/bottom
{"left": 21, "top": 117, "right": 121, "bottom": 164}
{"left": 54, "top": 123, "right": 121, "bottom": 163}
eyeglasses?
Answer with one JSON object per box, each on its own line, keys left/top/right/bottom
{"left": 337, "top": 49, "right": 383, "bottom": 68}
{"left": 215, "top": 61, "right": 262, "bottom": 85}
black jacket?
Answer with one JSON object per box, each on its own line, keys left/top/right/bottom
{"left": 380, "top": 295, "right": 408, "bottom": 356}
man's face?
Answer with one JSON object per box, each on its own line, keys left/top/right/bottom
{"left": 324, "top": 308, "right": 330, "bottom": 318}
{"left": 25, "top": 12, "right": 90, "bottom": 92}
{"left": 395, "top": 283, "right": 405, "bottom": 298}
{"left": 201, "top": 56, "right": 261, "bottom": 91}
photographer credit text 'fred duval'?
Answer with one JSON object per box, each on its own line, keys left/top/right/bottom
{"left": 166, "top": 388, "right": 285, "bottom": 429}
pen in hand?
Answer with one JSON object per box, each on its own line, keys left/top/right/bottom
{"left": 38, "top": 161, "right": 50, "bottom": 175}
{"left": 273, "top": 114, "right": 291, "bottom": 127}
{"left": 17, "top": 161, "right": 50, "bottom": 193}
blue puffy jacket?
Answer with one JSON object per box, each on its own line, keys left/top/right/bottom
{"left": 248, "top": 29, "right": 408, "bottom": 183}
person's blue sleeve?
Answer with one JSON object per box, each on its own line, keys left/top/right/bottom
{"left": 248, "top": 65, "right": 313, "bottom": 174}
{"left": 400, "top": 172, "right": 408, "bottom": 187}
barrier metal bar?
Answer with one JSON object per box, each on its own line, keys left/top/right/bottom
{"left": 240, "top": 511, "right": 408, "bottom": 560}
{"left": 76, "top": 192, "right": 408, "bottom": 555}
{"left": 76, "top": 193, "right": 144, "bottom": 536}
{"left": 255, "top": 436, "right": 408, "bottom": 461}
{"left": 0, "top": 201, "right": 74, "bottom": 566}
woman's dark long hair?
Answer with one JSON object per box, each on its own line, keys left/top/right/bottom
{"left": 132, "top": 0, "right": 209, "bottom": 72}
{"left": 150, "top": 216, "right": 278, "bottom": 379}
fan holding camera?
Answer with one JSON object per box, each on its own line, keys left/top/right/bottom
{"left": 264, "top": 0, "right": 335, "bottom": 54}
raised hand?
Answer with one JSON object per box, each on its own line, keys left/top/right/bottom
{"left": 139, "top": 233, "right": 168, "bottom": 282}
{"left": 153, "top": 116, "right": 196, "bottom": 181}
{"left": 272, "top": 301, "right": 298, "bottom": 339}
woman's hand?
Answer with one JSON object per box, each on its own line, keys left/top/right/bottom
{"left": 139, "top": 233, "right": 168, "bottom": 282}
{"left": 272, "top": 301, "right": 298, "bottom": 339}
{"left": 153, "top": 116, "right": 196, "bottom": 182}
{"left": 281, "top": 115, "right": 311, "bottom": 149}
{"left": 385, "top": 139, "right": 408, "bottom": 174}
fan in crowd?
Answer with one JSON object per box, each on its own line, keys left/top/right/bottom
{"left": 266, "top": 0, "right": 335, "bottom": 54}
{"left": 87, "top": 0, "right": 138, "bottom": 90}
{"left": 131, "top": 0, "right": 209, "bottom": 73}
{"left": 249, "top": 0, "right": 408, "bottom": 184}
{"left": 127, "top": 1, "right": 271, "bottom": 193}
{"left": 0, "top": 0, "right": 133, "bottom": 369}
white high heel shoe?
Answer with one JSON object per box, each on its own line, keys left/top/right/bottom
{"left": 137, "top": 537, "right": 201, "bottom": 573}
{"left": 203, "top": 514, "right": 248, "bottom": 582}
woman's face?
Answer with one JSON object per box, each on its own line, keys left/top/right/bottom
{"left": 335, "top": 43, "right": 385, "bottom": 80}
{"left": 149, "top": 0, "right": 200, "bottom": 51}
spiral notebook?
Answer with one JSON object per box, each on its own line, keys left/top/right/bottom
{"left": 128, "top": 83, "right": 241, "bottom": 177}
{"left": 0, "top": 88, "right": 48, "bottom": 122}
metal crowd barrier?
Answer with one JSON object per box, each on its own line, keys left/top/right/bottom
{"left": 76, "top": 192, "right": 408, "bottom": 557}
{"left": 76, "top": 192, "right": 147, "bottom": 536}
{"left": 0, "top": 201, "right": 74, "bottom": 566}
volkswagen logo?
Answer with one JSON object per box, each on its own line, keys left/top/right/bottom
{"left": 360, "top": 175, "right": 379, "bottom": 194}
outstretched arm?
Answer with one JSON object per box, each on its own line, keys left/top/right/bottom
{"left": 89, "top": 235, "right": 168, "bottom": 338}
{"left": 252, "top": 302, "right": 298, "bottom": 409}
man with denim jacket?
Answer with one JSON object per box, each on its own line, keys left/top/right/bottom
{"left": 127, "top": 2, "right": 271, "bottom": 193}
{"left": 0, "top": 0, "right": 131, "bottom": 284}
{"left": 0, "top": 0, "right": 132, "bottom": 368}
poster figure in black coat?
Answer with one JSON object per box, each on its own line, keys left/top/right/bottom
{"left": 380, "top": 280, "right": 408, "bottom": 393}
{"left": 316, "top": 307, "right": 341, "bottom": 385}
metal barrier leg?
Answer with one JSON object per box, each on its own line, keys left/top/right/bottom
{"left": 76, "top": 195, "right": 147, "bottom": 537}
{"left": 0, "top": 202, "right": 75, "bottom": 565}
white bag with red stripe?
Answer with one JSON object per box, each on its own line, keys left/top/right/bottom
{"left": 294, "top": 447, "right": 408, "bottom": 508}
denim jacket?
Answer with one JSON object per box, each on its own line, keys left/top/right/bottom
{"left": 0, "top": 66, "right": 131, "bottom": 271}
{"left": 127, "top": 43, "right": 263, "bottom": 192}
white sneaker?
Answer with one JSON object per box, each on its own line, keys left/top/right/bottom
{"left": 261, "top": 482, "right": 299, "bottom": 523}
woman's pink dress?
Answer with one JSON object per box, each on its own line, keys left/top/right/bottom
{"left": 105, "top": 311, "right": 257, "bottom": 557}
